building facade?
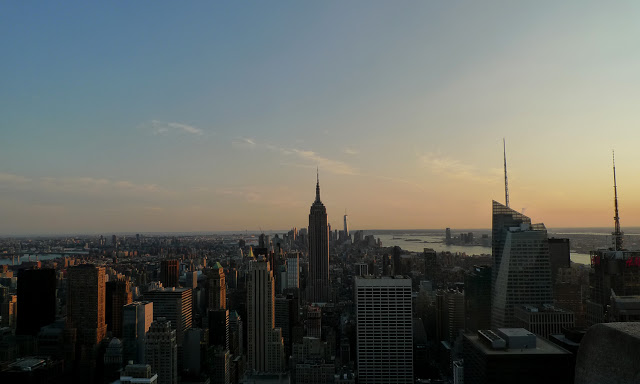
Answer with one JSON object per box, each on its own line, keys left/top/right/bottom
{"left": 355, "top": 276, "right": 413, "bottom": 384}
{"left": 491, "top": 201, "right": 553, "bottom": 328}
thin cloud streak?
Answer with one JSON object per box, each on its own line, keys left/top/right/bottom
{"left": 233, "top": 138, "right": 358, "bottom": 175}
{"left": 148, "top": 120, "right": 204, "bottom": 136}
{"left": 419, "top": 152, "right": 497, "bottom": 184}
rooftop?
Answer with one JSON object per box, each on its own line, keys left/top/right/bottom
{"left": 465, "top": 333, "right": 570, "bottom": 356}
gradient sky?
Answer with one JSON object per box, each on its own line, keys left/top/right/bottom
{"left": 2, "top": 2, "right": 640, "bottom": 235}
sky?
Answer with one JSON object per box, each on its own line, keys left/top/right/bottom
{"left": 2, "top": 2, "right": 640, "bottom": 235}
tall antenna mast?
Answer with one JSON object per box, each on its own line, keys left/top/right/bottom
{"left": 504, "top": 138, "right": 510, "bottom": 208}
{"left": 612, "top": 151, "right": 623, "bottom": 251}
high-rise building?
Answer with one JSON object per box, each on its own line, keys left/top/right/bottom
{"left": 286, "top": 253, "right": 300, "bottom": 292}
{"left": 343, "top": 213, "right": 349, "bottom": 238}
{"left": 275, "top": 294, "right": 297, "bottom": 359}
{"left": 393, "top": 246, "right": 403, "bottom": 276}
{"left": 355, "top": 276, "right": 413, "bottom": 384}
{"left": 247, "top": 258, "right": 285, "bottom": 373}
{"left": 465, "top": 266, "right": 492, "bottom": 333}
{"left": 208, "top": 308, "right": 230, "bottom": 350}
{"left": 548, "top": 238, "right": 571, "bottom": 285}
{"left": 106, "top": 278, "right": 133, "bottom": 338}
{"left": 308, "top": 173, "right": 330, "bottom": 303}
{"left": 144, "top": 287, "right": 193, "bottom": 363}
{"left": 306, "top": 305, "right": 322, "bottom": 339}
{"left": 208, "top": 262, "right": 226, "bottom": 310}
{"left": 123, "top": 301, "right": 154, "bottom": 364}
{"left": 491, "top": 201, "right": 553, "bottom": 328}
{"left": 145, "top": 318, "right": 178, "bottom": 384}
{"left": 423, "top": 248, "right": 438, "bottom": 283}
{"left": 586, "top": 249, "right": 640, "bottom": 325}
{"left": 229, "top": 310, "right": 243, "bottom": 357}
{"left": 67, "top": 264, "right": 107, "bottom": 346}
{"left": 16, "top": 268, "right": 56, "bottom": 336}
{"left": 160, "top": 259, "right": 179, "bottom": 288}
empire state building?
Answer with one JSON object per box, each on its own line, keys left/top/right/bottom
{"left": 308, "top": 173, "right": 330, "bottom": 303}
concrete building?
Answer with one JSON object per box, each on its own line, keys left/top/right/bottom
{"left": 160, "top": 259, "right": 180, "bottom": 288}
{"left": 355, "top": 276, "right": 413, "bottom": 384}
{"left": 106, "top": 278, "right": 133, "bottom": 338}
{"left": 120, "top": 364, "right": 158, "bottom": 384}
{"left": 308, "top": 174, "right": 330, "bottom": 303}
{"left": 123, "top": 301, "right": 154, "bottom": 364}
{"left": 491, "top": 201, "right": 553, "bottom": 328}
{"left": 514, "top": 304, "right": 575, "bottom": 339}
{"left": 463, "top": 328, "right": 572, "bottom": 384}
{"left": 209, "top": 262, "right": 226, "bottom": 310}
{"left": 586, "top": 249, "right": 640, "bottom": 326}
{"left": 144, "top": 287, "right": 193, "bottom": 349}
{"left": 145, "top": 318, "right": 177, "bottom": 384}
{"left": 67, "top": 264, "right": 107, "bottom": 346}
{"left": 247, "top": 257, "right": 285, "bottom": 373}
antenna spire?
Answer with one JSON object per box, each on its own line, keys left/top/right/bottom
{"left": 612, "top": 151, "right": 623, "bottom": 251}
{"left": 315, "top": 167, "right": 321, "bottom": 203}
{"left": 504, "top": 138, "right": 510, "bottom": 208}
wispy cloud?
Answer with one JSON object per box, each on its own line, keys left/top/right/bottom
{"left": 231, "top": 138, "right": 357, "bottom": 175}
{"left": 147, "top": 120, "right": 204, "bottom": 136}
{"left": 419, "top": 152, "right": 496, "bottom": 183}
{"left": 343, "top": 148, "right": 359, "bottom": 155}
{"left": 232, "top": 137, "right": 257, "bottom": 149}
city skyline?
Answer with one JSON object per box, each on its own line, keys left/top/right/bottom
{"left": 3, "top": 2, "right": 640, "bottom": 234}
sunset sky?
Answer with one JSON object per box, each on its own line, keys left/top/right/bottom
{"left": 3, "top": 2, "right": 640, "bottom": 235}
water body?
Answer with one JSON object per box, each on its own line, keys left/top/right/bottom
{"left": 374, "top": 233, "right": 591, "bottom": 265}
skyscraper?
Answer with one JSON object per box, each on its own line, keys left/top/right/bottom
{"left": 464, "top": 265, "right": 492, "bottom": 333}
{"left": 146, "top": 318, "right": 178, "bottom": 384}
{"left": 67, "top": 264, "right": 107, "bottom": 346}
{"left": 123, "top": 301, "right": 154, "bottom": 364}
{"left": 343, "top": 212, "right": 349, "bottom": 238}
{"left": 246, "top": 258, "right": 285, "bottom": 373}
{"left": 491, "top": 201, "right": 553, "bottom": 328}
{"left": 308, "top": 173, "right": 330, "bottom": 303}
{"left": 106, "top": 278, "right": 133, "bottom": 338}
{"left": 208, "top": 262, "right": 226, "bottom": 310}
{"left": 16, "top": 268, "right": 56, "bottom": 336}
{"left": 355, "top": 276, "right": 413, "bottom": 384}
{"left": 144, "top": 287, "right": 193, "bottom": 364}
{"left": 160, "top": 259, "right": 179, "bottom": 288}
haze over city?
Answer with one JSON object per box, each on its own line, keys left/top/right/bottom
{"left": 3, "top": 2, "right": 640, "bottom": 235}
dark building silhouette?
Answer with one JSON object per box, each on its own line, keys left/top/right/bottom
{"left": 463, "top": 328, "right": 572, "bottom": 384}
{"left": 393, "top": 246, "right": 402, "bottom": 276}
{"left": 423, "top": 248, "right": 437, "bottom": 283}
{"left": 106, "top": 278, "right": 133, "bottom": 338}
{"left": 548, "top": 238, "right": 571, "bottom": 284}
{"left": 308, "top": 173, "right": 329, "bottom": 303}
{"left": 16, "top": 268, "right": 56, "bottom": 336}
{"left": 465, "top": 266, "right": 492, "bottom": 333}
{"left": 161, "top": 259, "right": 179, "bottom": 288}
{"left": 208, "top": 308, "right": 229, "bottom": 350}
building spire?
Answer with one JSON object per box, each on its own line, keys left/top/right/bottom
{"left": 315, "top": 167, "right": 321, "bottom": 203}
{"left": 504, "top": 138, "right": 510, "bottom": 208}
{"left": 612, "top": 150, "right": 623, "bottom": 251}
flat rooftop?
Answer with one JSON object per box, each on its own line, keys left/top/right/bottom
{"left": 465, "top": 333, "right": 570, "bottom": 356}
